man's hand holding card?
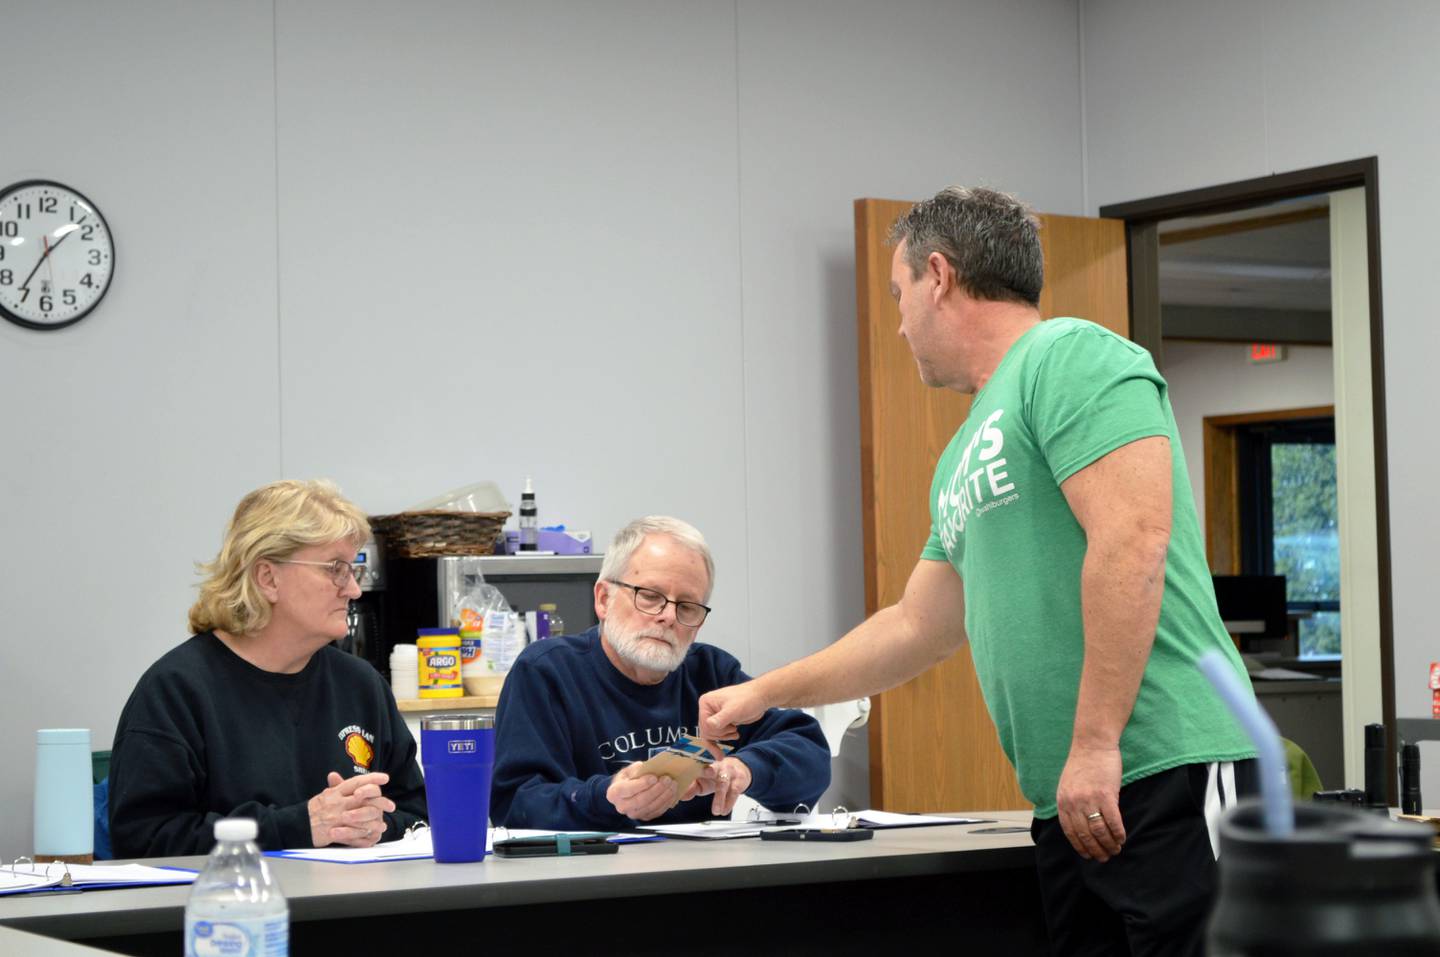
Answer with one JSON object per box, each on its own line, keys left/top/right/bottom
{"left": 607, "top": 734, "right": 746, "bottom": 820}
{"left": 605, "top": 762, "right": 682, "bottom": 820}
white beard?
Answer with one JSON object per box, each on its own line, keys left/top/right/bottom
{"left": 605, "top": 619, "right": 689, "bottom": 674}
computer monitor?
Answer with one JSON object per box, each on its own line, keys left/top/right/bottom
{"left": 1211, "top": 575, "right": 1289, "bottom": 650}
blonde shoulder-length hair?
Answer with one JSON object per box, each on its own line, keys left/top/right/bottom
{"left": 189, "top": 479, "right": 371, "bottom": 636}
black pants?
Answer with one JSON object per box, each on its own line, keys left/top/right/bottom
{"left": 1030, "top": 760, "right": 1259, "bottom": 957}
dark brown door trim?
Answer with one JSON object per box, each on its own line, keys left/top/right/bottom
{"left": 1101, "top": 158, "right": 1394, "bottom": 800}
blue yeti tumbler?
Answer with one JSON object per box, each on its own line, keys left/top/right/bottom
{"left": 421, "top": 714, "right": 494, "bottom": 863}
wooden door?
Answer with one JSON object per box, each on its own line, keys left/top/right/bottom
{"left": 855, "top": 199, "right": 1129, "bottom": 811}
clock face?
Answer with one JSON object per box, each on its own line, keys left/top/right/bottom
{"left": 0, "top": 180, "right": 115, "bottom": 331}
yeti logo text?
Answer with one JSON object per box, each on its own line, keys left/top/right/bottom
{"left": 448, "top": 739, "right": 476, "bottom": 754}
{"left": 939, "top": 408, "right": 1017, "bottom": 550}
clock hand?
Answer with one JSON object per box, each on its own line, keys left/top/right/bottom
{"left": 18, "top": 227, "right": 74, "bottom": 293}
{"left": 18, "top": 247, "right": 49, "bottom": 294}
{"left": 43, "top": 236, "right": 56, "bottom": 286}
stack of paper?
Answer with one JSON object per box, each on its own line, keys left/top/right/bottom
{"left": 639, "top": 820, "right": 767, "bottom": 840}
{"left": 269, "top": 828, "right": 660, "bottom": 864}
{"left": 643, "top": 810, "right": 991, "bottom": 840}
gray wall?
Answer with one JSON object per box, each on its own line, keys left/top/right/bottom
{"left": 1083, "top": 0, "right": 1440, "bottom": 798}
{"left": 0, "top": 0, "right": 1085, "bottom": 857}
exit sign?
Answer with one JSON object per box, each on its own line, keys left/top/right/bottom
{"left": 1248, "top": 343, "right": 1287, "bottom": 364}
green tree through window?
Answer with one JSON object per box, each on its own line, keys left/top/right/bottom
{"left": 1238, "top": 416, "right": 1340, "bottom": 659}
{"left": 1270, "top": 442, "right": 1340, "bottom": 656}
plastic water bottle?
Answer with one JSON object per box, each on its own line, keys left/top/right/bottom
{"left": 185, "top": 818, "right": 289, "bottom": 957}
{"left": 540, "top": 602, "right": 565, "bottom": 638}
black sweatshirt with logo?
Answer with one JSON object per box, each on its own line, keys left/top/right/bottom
{"left": 109, "top": 632, "right": 426, "bottom": 857}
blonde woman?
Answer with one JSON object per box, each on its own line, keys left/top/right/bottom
{"left": 109, "top": 480, "right": 425, "bottom": 857}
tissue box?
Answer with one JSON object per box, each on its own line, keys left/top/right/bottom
{"left": 501, "top": 528, "right": 592, "bottom": 555}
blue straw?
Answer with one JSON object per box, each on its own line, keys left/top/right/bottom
{"left": 1197, "top": 650, "right": 1294, "bottom": 837}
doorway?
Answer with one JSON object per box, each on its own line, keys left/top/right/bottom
{"left": 1100, "top": 158, "right": 1393, "bottom": 797}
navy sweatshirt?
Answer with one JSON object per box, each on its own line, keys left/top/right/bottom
{"left": 109, "top": 633, "right": 427, "bottom": 857}
{"left": 490, "top": 627, "right": 829, "bottom": 830}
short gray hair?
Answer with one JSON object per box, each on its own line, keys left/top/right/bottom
{"left": 887, "top": 186, "right": 1043, "bottom": 307}
{"left": 599, "top": 516, "right": 715, "bottom": 602}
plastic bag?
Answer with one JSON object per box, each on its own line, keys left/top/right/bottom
{"left": 480, "top": 611, "right": 525, "bottom": 675}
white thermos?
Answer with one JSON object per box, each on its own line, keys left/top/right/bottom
{"left": 34, "top": 728, "right": 94, "bottom": 863}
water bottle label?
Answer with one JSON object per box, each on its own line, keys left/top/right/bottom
{"left": 187, "top": 916, "right": 289, "bottom": 957}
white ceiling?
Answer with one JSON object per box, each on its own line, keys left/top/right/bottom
{"left": 1157, "top": 194, "right": 1331, "bottom": 312}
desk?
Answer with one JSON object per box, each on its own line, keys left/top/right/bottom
{"left": 0, "top": 814, "right": 1046, "bottom": 956}
{"left": 0, "top": 925, "right": 117, "bottom": 955}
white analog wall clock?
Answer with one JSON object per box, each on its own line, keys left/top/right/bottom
{"left": 0, "top": 180, "right": 115, "bottom": 331}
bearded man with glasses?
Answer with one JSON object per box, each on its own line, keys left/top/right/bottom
{"left": 108, "top": 480, "right": 426, "bottom": 858}
{"left": 490, "top": 516, "right": 829, "bottom": 831}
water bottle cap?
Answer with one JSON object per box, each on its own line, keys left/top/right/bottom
{"left": 214, "top": 818, "right": 259, "bottom": 842}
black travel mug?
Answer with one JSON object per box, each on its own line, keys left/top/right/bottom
{"left": 1401, "top": 743, "right": 1423, "bottom": 816}
{"left": 1208, "top": 800, "right": 1440, "bottom": 955}
{"left": 1364, "top": 722, "right": 1387, "bottom": 810}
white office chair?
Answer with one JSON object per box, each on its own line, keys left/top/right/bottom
{"left": 729, "top": 698, "right": 871, "bottom": 821}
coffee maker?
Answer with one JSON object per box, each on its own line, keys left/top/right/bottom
{"left": 342, "top": 536, "right": 389, "bottom": 676}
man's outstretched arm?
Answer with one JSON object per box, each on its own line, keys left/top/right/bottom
{"left": 698, "top": 558, "right": 967, "bottom": 739}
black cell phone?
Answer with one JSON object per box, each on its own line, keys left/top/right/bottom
{"left": 492, "top": 833, "right": 619, "bottom": 858}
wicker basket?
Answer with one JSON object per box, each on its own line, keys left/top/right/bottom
{"left": 369, "top": 510, "right": 511, "bottom": 558}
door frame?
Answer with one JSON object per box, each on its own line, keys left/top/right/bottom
{"left": 1099, "top": 157, "right": 1394, "bottom": 798}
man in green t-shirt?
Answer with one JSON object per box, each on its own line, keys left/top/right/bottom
{"left": 699, "top": 186, "right": 1258, "bottom": 956}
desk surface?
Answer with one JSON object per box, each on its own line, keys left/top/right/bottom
{"left": 0, "top": 813, "right": 1034, "bottom": 942}
{"left": 0, "top": 925, "right": 116, "bottom": 955}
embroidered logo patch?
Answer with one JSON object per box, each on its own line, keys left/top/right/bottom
{"left": 338, "top": 724, "right": 376, "bottom": 771}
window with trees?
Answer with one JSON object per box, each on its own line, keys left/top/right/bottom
{"left": 1235, "top": 416, "right": 1340, "bottom": 658}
